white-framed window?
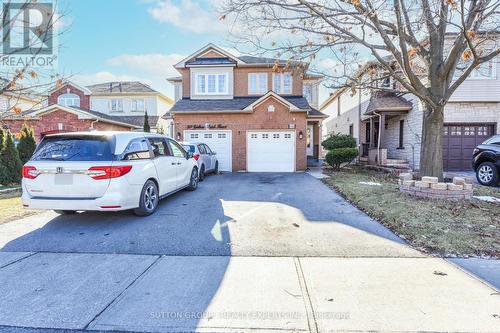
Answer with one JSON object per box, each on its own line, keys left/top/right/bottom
{"left": 190, "top": 133, "right": 199, "bottom": 139}
{"left": 131, "top": 99, "right": 145, "bottom": 111}
{"left": 455, "top": 58, "right": 496, "bottom": 79}
{"left": 262, "top": 133, "right": 269, "bottom": 139}
{"left": 248, "top": 73, "right": 268, "bottom": 94}
{"left": 250, "top": 133, "right": 257, "bottom": 139}
{"left": 218, "top": 133, "right": 226, "bottom": 138}
{"left": 58, "top": 93, "right": 80, "bottom": 107}
{"left": 272, "top": 73, "right": 292, "bottom": 94}
{"left": 110, "top": 99, "right": 123, "bottom": 112}
{"left": 204, "top": 133, "right": 212, "bottom": 138}
{"left": 195, "top": 73, "right": 228, "bottom": 95}
{"left": 303, "top": 84, "right": 313, "bottom": 103}
{"left": 273, "top": 133, "right": 280, "bottom": 139}
{"left": 284, "top": 133, "right": 292, "bottom": 139}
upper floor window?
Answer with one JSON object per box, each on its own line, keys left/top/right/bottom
{"left": 273, "top": 73, "right": 292, "bottom": 94}
{"left": 58, "top": 93, "right": 80, "bottom": 107}
{"left": 132, "top": 99, "right": 145, "bottom": 111}
{"left": 248, "top": 73, "right": 268, "bottom": 94}
{"left": 110, "top": 99, "right": 123, "bottom": 112}
{"left": 303, "top": 84, "right": 313, "bottom": 103}
{"left": 195, "top": 73, "right": 227, "bottom": 95}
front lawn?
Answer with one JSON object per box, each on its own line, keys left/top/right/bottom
{"left": 0, "top": 189, "right": 41, "bottom": 225}
{"left": 323, "top": 168, "right": 500, "bottom": 258}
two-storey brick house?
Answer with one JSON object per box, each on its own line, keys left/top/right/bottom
{"left": 1, "top": 81, "right": 173, "bottom": 142}
{"left": 166, "top": 44, "right": 326, "bottom": 172}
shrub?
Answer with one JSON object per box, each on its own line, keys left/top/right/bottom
{"left": 143, "top": 111, "right": 151, "bottom": 132}
{"left": 325, "top": 147, "right": 359, "bottom": 170}
{"left": 321, "top": 133, "right": 357, "bottom": 150}
{"left": 0, "top": 130, "right": 22, "bottom": 184}
{"left": 17, "top": 124, "right": 37, "bottom": 164}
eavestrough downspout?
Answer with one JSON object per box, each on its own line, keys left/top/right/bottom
{"left": 372, "top": 111, "right": 382, "bottom": 165}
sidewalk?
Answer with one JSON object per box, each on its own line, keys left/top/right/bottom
{"left": 0, "top": 252, "right": 499, "bottom": 332}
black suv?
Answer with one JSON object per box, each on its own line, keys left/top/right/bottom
{"left": 472, "top": 134, "right": 500, "bottom": 186}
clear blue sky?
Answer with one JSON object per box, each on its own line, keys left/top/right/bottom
{"left": 56, "top": 0, "right": 331, "bottom": 101}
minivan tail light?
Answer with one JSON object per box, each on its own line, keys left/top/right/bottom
{"left": 22, "top": 165, "right": 39, "bottom": 179}
{"left": 193, "top": 153, "right": 200, "bottom": 161}
{"left": 88, "top": 166, "right": 132, "bottom": 180}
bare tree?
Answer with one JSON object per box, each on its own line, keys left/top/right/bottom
{"left": 0, "top": 0, "right": 67, "bottom": 118}
{"left": 221, "top": 0, "right": 500, "bottom": 179}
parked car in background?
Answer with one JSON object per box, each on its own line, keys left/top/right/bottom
{"left": 181, "top": 142, "right": 219, "bottom": 181}
{"left": 472, "top": 134, "right": 500, "bottom": 186}
{"left": 22, "top": 132, "right": 199, "bottom": 216}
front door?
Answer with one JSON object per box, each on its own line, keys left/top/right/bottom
{"left": 307, "top": 125, "right": 314, "bottom": 156}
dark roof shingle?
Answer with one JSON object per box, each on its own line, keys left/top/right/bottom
{"left": 365, "top": 92, "right": 413, "bottom": 115}
{"left": 86, "top": 81, "right": 157, "bottom": 94}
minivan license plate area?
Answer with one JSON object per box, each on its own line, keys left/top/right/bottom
{"left": 54, "top": 174, "right": 74, "bottom": 185}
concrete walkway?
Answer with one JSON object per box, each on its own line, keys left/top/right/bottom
{"left": 0, "top": 252, "right": 499, "bottom": 332}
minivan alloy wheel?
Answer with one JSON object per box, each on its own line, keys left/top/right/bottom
{"left": 144, "top": 183, "right": 158, "bottom": 211}
{"left": 478, "top": 165, "right": 494, "bottom": 183}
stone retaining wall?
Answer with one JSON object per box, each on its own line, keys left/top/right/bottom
{"left": 398, "top": 174, "right": 473, "bottom": 200}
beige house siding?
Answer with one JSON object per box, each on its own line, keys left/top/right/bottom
{"left": 444, "top": 102, "right": 500, "bottom": 133}
{"left": 449, "top": 58, "right": 499, "bottom": 102}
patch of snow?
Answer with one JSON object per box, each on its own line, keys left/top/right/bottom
{"left": 473, "top": 196, "right": 500, "bottom": 204}
{"left": 359, "top": 181, "right": 382, "bottom": 186}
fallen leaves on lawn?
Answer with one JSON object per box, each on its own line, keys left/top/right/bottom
{"left": 433, "top": 271, "right": 448, "bottom": 276}
{"left": 292, "top": 223, "right": 300, "bottom": 228}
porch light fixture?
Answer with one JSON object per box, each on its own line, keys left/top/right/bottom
{"left": 298, "top": 130, "right": 304, "bottom": 140}
{"left": 176, "top": 132, "right": 181, "bottom": 140}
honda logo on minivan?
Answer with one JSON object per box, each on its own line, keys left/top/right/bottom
{"left": 56, "top": 167, "right": 63, "bottom": 174}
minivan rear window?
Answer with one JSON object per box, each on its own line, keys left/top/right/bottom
{"left": 32, "top": 136, "right": 114, "bottom": 161}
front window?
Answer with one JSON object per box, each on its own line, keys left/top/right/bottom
{"left": 111, "top": 99, "right": 123, "bottom": 112}
{"left": 132, "top": 99, "right": 145, "bottom": 111}
{"left": 248, "top": 73, "right": 268, "bottom": 94}
{"left": 303, "top": 84, "right": 313, "bottom": 103}
{"left": 57, "top": 93, "right": 80, "bottom": 107}
{"left": 196, "top": 73, "right": 228, "bottom": 95}
{"left": 273, "top": 73, "right": 292, "bottom": 94}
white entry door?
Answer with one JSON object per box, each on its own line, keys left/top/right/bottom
{"left": 184, "top": 130, "right": 232, "bottom": 172}
{"left": 247, "top": 131, "right": 295, "bottom": 172}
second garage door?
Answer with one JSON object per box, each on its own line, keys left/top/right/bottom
{"left": 443, "top": 124, "right": 495, "bottom": 171}
{"left": 184, "top": 130, "right": 232, "bottom": 172}
{"left": 247, "top": 131, "right": 295, "bottom": 172}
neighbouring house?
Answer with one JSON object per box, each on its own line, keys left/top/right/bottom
{"left": 1, "top": 81, "right": 173, "bottom": 142}
{"left": 166, "top": 43, "right": 326, "bottom": 172}
{"left": 320, "top": 53, "right": 499, "bottom": 171}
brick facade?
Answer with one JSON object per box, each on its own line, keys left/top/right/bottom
{"left": 173, "top": 96, "right": 308, "bottom": 171}
{"left": 48, "top": 84, "right": 90, "bottom": 110}
{"left": 2, "top": 109, "right": 131, "bottom": 143}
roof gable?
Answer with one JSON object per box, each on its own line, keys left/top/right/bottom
{"left": 49, "top": 81, "right": 92, "bottom": 95}
{"left": 175, "top": 43, "right": 243, "bottom": 68}
{"left": 244, "top": 91, "right": 304, "bottom": 112}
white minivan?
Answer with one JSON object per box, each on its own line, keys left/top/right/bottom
{"left": 22, "top": 132, "right": 199, "bottom": 216}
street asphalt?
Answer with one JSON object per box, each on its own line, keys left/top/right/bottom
{"left": 0, "top": 172, "right": 498, "bottom": 333}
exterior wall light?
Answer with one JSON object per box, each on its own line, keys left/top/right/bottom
{"left": 176, "top": 132, "right": 181, "bottom": 140}
{"left": 298, "top": 130, "right": 304, "bottom": 140}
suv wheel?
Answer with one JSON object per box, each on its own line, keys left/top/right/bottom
{"left": 476, "top": 162, "right": 499, "bottom": 186}
{"left": 199, "top": 165, "right": 205, "bottom": 181}
{"left": 134, "top": 180, "right": 159, "bottom": 216}
{"left": 186, "top": 168, "right": 199, "bottom": 191}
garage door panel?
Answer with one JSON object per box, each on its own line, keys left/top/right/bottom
{"left": 443, "top": 124, "right": 494, "bottom": 171}
{"left": 184, "top": 130, "right": 232, "bottom": 172}
{"left": 247, "top": 131, "right": 295, "bottom": 172}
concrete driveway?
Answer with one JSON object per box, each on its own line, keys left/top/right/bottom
{"left": 0, "top": 173, "right": 499, "bottom": 333}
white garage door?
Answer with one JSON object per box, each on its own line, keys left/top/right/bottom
{"left": 184, "top": 130, "right": 232, "bottom": 172}
{"left": 247, "top": 131, "right": 295, "bottom": 172}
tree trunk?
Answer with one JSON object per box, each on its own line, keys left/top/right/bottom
{"left": 420, "top": 103, "right": 444, "bottom": 180}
